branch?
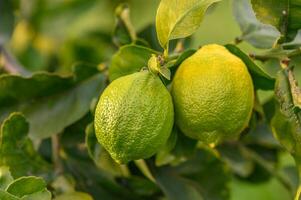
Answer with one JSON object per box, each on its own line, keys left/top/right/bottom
{"left": 0, "top": 46, "right": 31, "bottom": 76}
{"left": 249, "top": 48, "right": 301, "bottom": 62}
{"left": 52, "top": 134, "right": 64, "bottom": 175}
{"left": 240, "top": 145, "right": 294, "bottom": 196}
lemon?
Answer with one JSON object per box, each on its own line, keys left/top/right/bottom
{"left": 94, "top": 71, "right": 174, "bottom": 164}
{"left": 171, "top": 44, "right": 254, "bottom": 145}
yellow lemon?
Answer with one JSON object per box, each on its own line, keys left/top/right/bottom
{"left": 171, "top": 44, "right": 254, "bottom": 145}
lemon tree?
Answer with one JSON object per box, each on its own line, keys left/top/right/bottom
{"left": 1, "top": 0, "right": 301, "bottom": 199}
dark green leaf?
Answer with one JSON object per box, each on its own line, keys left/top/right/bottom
{"left": 155, "top": 127, "right": 197, "bottom": 166}
{"left": 109, "top": 44, "right": 157, "bottom": 81}
{"left": 282, "top": 30, "right": 301, "bottom": 49}
{"left": 251, "top": 0, "right": 301, "bottom": 41}
{"left": 233, "top": 0, "right": 280, "bottom": 49}
{"left": 54, "top": 192, "right": 93, "bottom": 200}
{"left": 0, "top": 113, "right": 50, "bottom": 178}
{"left": 155, "top": 128, "right": 178, "bottom": 166}
{"left": 138, "top": 24, "right": 162, "bottom": 51}
{"left": 154, "top": 167, "right": 204, "bottom": 200}
{"left": 0, "top": 0, "right": 15, "bottom": 44}
{"left": 217, "top": 143, "right": 254, "bottom": 178}
{"left": 0, "top": 65, "right": 105, "bottom": 139}
{"left": 154, "top": 147, "right": 231, "bottom": 200}
{"left": 225, "top": 44, "right": 275, "bottom": 90}
{"left": 85, "top": 123, "right": 123, "bottom": 176}
{"left": 112, "top": 4, "right": 136, "bottom": 47}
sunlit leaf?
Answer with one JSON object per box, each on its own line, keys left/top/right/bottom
{"left": 156, "top": 0, "right": 221, "bottom": 48}
{"left": 251, "top": 0, "right": 301, "bottom": 41}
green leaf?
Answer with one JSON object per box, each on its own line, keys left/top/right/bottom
{"left": 225, "top": 44, "right": 275, "bottom": 90}
{"left": 6, "top": 176, "right": 47, "bottom": 198}
{"left": 155, "top": 127, "right": 197, "bottom": 166}
{"left": 0, "top": 190, "right": 18, "bottom": 200}
{"left": 271, "top": 68, "right": 301, "bottom": 155}
{"left": 0, "top": 65, "right": 105, "bottom": 139}
{"left": 0, "top": 0, "right": 15, "bottom": 44}
{"left": 0, "top": 167, "right": 13, "bottom": 190}
{"left": 217, "top": 143, "right": 254, "bottom": 178}
{"left": 174, "top": 148, "right": 231, "bottom": 200}
{"left": 154, "top": 168, "right": 204, "bottom": 200}
{"left": 154, "top": 147, "right": 231, "bottom": 200}
{"left": 0, "top": 113, "right": 50, "bottom": 178}
{"left": 282, "top": 30, "right": 301, "bottom": 49}
{"left": 54, "top": 192, "right": 93, "bottom": 200}
{"left": 156, "top": 0, "right": 221, "bottom": 49}
{"left": 251, "top": 0, "right": 301, "bottom": 41}
{"left": 112, "top": 4, "right": 136, "bottom": 47}
{"left": 233, "top": 0, "right": 280, "bottom": 49}
{"left": 0, "top": 176, "right": 51, "bottom": 200}
{"left": 85, "top": 123, "right": 124, "bottom": 176}
{"left": 109, "top": 44, "right": 157, "bottom": 82}
{"left": 155, "top": 128, "right": 178, "bottom": 166}
{"left": 271, "top": 67, "right": 301, "bottom": 199}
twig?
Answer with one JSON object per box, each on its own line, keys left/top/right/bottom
{"left": 0, "top": 46, "right": 30, "bottom": 76}
{"left": 249, "top": 48, "right": 301, "bottom": 62}
{"left": 240, "top": 145, "right": 294, "bottom": 196}
{"left": 52, "top": 134, "right": 64, "bottom": 175}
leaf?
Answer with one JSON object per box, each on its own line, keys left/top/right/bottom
{"left": 0, "top": 190, "right": 19, "bottom": 200}
{"left": 54, "top": 192, "right": 93, "bottom": 200}
{"left": 154, "top": 147, "right": 231, "bottom": 200}
{"left": 271, "top": 68, "right": 301, "bottom": 155}
{"left": 225, "top": 44, "right": 275, "bottom": 90}
{"left": 233, "top": 0, "right": 280, "bottom": 49}
{"left": 109, "top": 44, "right": 157, "bottom": 82}
{"left": 0, "top": 167, "right": 13, "bottom": 190}
{"left": 217, "top": 143, "right": 254, "bottom": 178}
{"left": 0, "top": 113, "right": 50, "bottom": 178}
{"left": 251, "top": 0, "right": 301, "bottom": 41}
{"left": 0, "top": 176, "right": 51, "bottom": 200}
{"left": 282, "top": 30, "right": 301, "bottom": 49}
{"left": 51, "top": 175, "right": 95, "bottom": 200}
{"left": 155, "top": 127, "right": 197, "bottom": 166}
{"left": 0, "top": 0, "right": 15, "bottom": 44}
{"left": 155, "top": 128, "right": 178, "bottom": 166}
{"left": 85, "top": 123, "right": 123, "bottom": 176}
{"left": 138, "top": 24, "right": 163, "bottom": 51}
{"left": 156, "top": 0, "right": 221, "bottom": 48}
{"left": 154, "top": 168, "right": 204, "bottom": 200}
{"left": 0, "top": 65, "right": 105, "bottom": 139}
{"left": 112, "top": 4, "right": 136, "bottom": 47}
{"left": 6, "top": 177, "right": 47, "bottom": 198}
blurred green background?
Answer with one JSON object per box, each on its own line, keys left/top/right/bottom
{"left": 4, "top": 0, "right": 296, "bottom": 199}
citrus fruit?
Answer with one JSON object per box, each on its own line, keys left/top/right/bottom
{"left": 94, "top": 70, "right": 174, "bottom": 164}
{"left": 171, "top": 44, "right": 254, "bottom": 145}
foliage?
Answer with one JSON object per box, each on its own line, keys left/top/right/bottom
{"left": 0, "top": 0, "right": 301, "bottom": 199}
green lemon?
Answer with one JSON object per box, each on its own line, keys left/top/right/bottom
{"left": 94, "top": 70, "right": 174, "bottom": 164}
{"left": 171, "top": 44, "right": 254, "bottom": 145}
